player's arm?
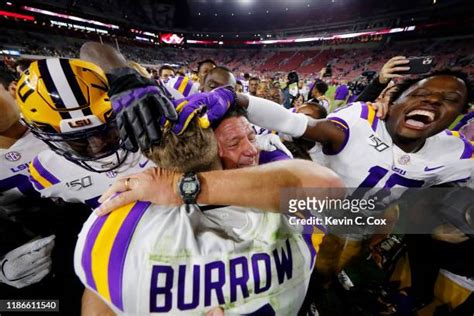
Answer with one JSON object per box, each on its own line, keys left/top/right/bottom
{"left": 96, "top": 159, "right": 345, "bottom": 215}
{"left": 81, "top": 289, "right": 115, "bottom": 316}
{"left": 80, "top": 42, "right": 129, "bottom": 72}
{"left": 235, "top": 94, "right": 347, "bottom": 153}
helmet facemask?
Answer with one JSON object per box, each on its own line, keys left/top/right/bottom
{"left": 23, "top": 117, "right": 127, "bottom": 172}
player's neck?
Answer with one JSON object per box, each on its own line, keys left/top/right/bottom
{"left": 392, "top": 137, "right": 426, "bottom": 153}
{"left": 0, "top": 121, "right": 28, "bottom": 149}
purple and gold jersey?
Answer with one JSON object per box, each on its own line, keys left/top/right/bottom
{"left": 28, "top": 149, "right": 154, "bottom": 208}
{"left": 0, "top": 130, "right": 48, "bottom": 208}
{"left": 75, "top": 203, "right": 325, "bottom": 315}
{"left": 322, "top": 102, "right": 473, "bottom": 192}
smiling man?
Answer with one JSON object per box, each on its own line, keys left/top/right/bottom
{"left": 269, "top": 70, "right": 474, "bottom": 191}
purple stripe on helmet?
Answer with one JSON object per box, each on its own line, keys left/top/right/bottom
{"left": 32, "top": 157, "right": 60, "bottom": 184}
{"left": 108, "top": 201, "right": 150, "bottom": 311}
{"left": 81, "top": 215, "right": 108, "bottom": 291}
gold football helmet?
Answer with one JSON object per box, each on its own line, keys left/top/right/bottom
{"left": 17, "top": 58, "right": 126, "bottom": 172}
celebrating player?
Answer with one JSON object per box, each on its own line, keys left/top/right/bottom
{"left": 74, "top": 115, "right": 343, "bottom": 314}
{"left": 16, "top": 58, "right": 155, "bottom": 208}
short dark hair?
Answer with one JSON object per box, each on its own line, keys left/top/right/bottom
{"left": 389, "top": 69, "right": 473, "bottom": 113}
{"left": 310, "top": 79, "right": 328, "bottom": 95}
{"left": 236, "top": 80, "right": 243, "bottom": 86}
{"left": 215, "top": 105, "right": 248, "bottom": 130}
{"left": 305, "top": 100, "right": 328, "bottom": 118}
{"left": 213, "top": 65, "right": 232, "bottom": 73}
{"left": 0, "top": 62, "right": 17, "bottom": 88}
{"left": 15, "top": 59, "right": 33, "bottom": 73}
{"left": 158, "top": 65, "right": 174, "bottom": 76}
{"left": 249, "top": 77, "right": 260, "bottom": 83}
{"left": 197, "top": 59, "right": 216, "bottom": 73}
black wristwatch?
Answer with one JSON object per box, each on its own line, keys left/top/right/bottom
{"left": 177, "top": 172, "right": 201, "bottom": 204}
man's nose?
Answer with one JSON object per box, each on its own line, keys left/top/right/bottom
{"left": 242, "top": 138, "right": 258, "bottom": 156}
{"left": 423, "top": 92, "right": 443, "bottom": 105}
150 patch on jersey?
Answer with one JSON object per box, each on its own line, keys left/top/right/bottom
{"left": 66, "top": 176, "right": 93, "bottom": 191}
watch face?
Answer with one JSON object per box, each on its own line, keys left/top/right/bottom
{"left": 182, "top": 182, "right": 197, "bottom": 193}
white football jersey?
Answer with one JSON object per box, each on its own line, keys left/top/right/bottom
{"left": 74, "top": 203, "right": 325, "bottom": 315}
{"left": 241, "top": 80, "right": 249, "bottom": 94}
{"left": 28, "top": 149, "right": 154, "bottom": 208}
{"left": 0, "top": 130, "right": 48, "bottom": 209}
{"left": 164, "top": 75, "right": 199, "bottom": 100}
{"left": 322, "top": 102, "right": 473, "bottom": 196}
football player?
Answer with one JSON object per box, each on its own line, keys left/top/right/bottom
{"left": 0, "top": 62, "right": 57, "bottom": 289}
{"left": 99, "top": 69, "right": 473, "bottom": 314}
{"left": 16, "top": 58, "right": 154, "bottom": 208}
{"left": 75, "top": 116, "right": 342, "bottom": 315}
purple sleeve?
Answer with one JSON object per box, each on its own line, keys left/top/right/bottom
{"left": 347, "top": 94, "right": 359, "bottom": 104}
{"left": 258, "top": 150, "right": 292, "bottom": 165}
{"left": 334, "top": 86, "right": 349, "bottom": 101}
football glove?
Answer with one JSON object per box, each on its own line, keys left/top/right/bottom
{"left": 0, "top": 235, "right": 55, "bottom": 289}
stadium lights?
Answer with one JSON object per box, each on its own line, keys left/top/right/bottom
{"left": 22, "top": 6, "right": 119, "bottom": 29}
{"left": 0, "top": 10, "right": 35, "bottom": 21}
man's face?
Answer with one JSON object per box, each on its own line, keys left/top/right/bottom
{"left": 215, "top": 116, "right": 259, "bottom": 169}
{"left": 203, "top": 70, "right": 236, "bottom": 92}
{"left": 160, "top": 69, "right": 174, "bottom": 83}
{"left": 249, "top": 79, "right": 259, "bottom": 95}
{"left": 198, "top": 62, "right": 216, "bottom": 86}
{"left": 298, "top": 79, "right": 304, "bottom": 89}
{"left": 386, "top": 75, "right": 467, "bottom": 141}
{"left": 0, "top": 82, "right": 20, "bottom": 133}
{"left": 256, "top": 82, "right": 268, "bottom": 98}
{"left": 236, "top": 83, "right": 244, "bottom": 93}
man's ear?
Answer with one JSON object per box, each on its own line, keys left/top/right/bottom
{"left": 8, "top": 81, "right": 17, "bottom": 99}
{"left": 217, "top": 142, "right": 224, "bottom": 158}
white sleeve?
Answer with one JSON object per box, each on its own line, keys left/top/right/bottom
{"left": 247, "top": 95, "right": 308, "bottom": 138}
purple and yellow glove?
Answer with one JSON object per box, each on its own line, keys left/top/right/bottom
{"left": 167, "top": 86, "right": 236, "bottom": 135}
{"left": 107, "top": 68, "right": 178, "bottom": 153}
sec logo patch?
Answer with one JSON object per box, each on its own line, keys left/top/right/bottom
{"left": 5, "top": 151, "right": 21, "bottom": 162}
